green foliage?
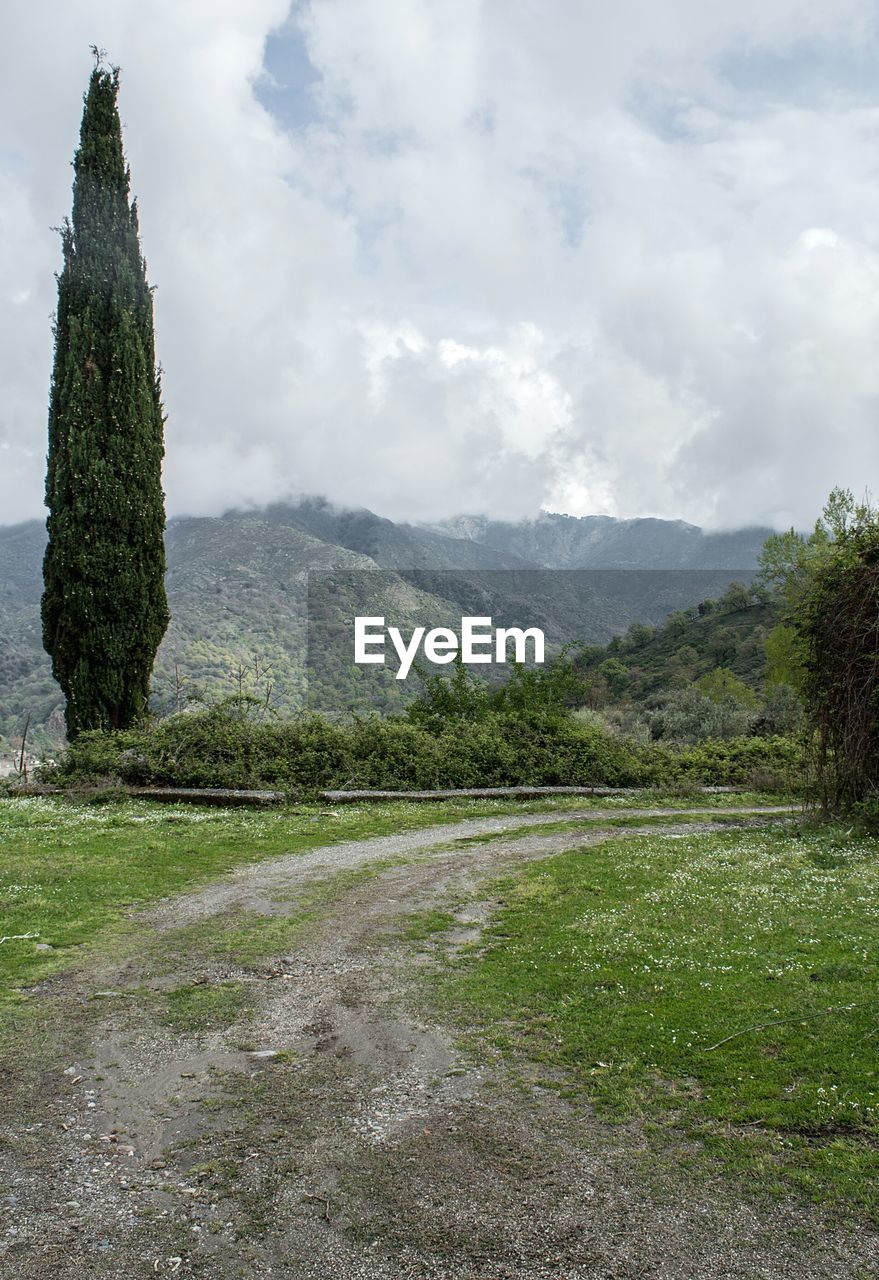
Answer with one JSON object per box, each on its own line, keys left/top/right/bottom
{"left": 50, "top": 701, "right": 652, "bottom": 793}
{"left": 755, "top": 488, "right": 879, "bottom": 812}
{"left": 764, "top": 622, "right": 806, "bottom": 690}
{"left": 645, "top": 666, "right": 769, "bottom": 747}
{"left": 664, "top": 734, "right": 802, "bottom": 787}
{"left": 620, "top": 621, "right": 655, "bottom": 649}
{"left": 576, "top": 572, "right": 809, "bottom": 761}
{"left": 795, "top": 506, "right": 879, "bottom": 811}
{"left": 596, "top": 657, "right": 629, "bottom": 695}
{"left": 755, "top": 487, "right": 870, "bottom": 608}
{"left": 822, "top": 486, "right": 875, "bottom": 539}
{"left": 47, "top": 701, "right": 802, "bottom": 796}
{"left": 42, "top": 61, "right": 169, "bottom": 737}
{"left": 755, "top": 682, "right": 804, "bottom": 736}
{"left": 406, "top": 657, "right": 586, "bottom": 733}
{"left": 578, "top": 592, "right": 777, "bottom": 711}
{"left": 40, "top": 606, "right": 805, "bottom": 795}
{"left": 665, "top": 609, "right": 694, "bottom": 635}
{"left": 851, "top": 796, "right": 879, "bottom": 835}
{"left": 406, "top": 663, "right": 491, "bottom": 729}
{"left": 1, "top": 506, "right": 781, "bottom": 746}
{"left": 718, "top": 579, "right": 761, "bottom": 611}
{"left": 649, "top": 687, "right": 754, "bottom": 744}
{"left": 697, "top": 667, "right": 757, "bottom": 708}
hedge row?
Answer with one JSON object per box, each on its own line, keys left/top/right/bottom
{"left": 46, "top": 706, "right": 803, "bottom": 795}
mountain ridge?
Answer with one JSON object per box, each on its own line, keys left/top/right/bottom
{"left": 427, "top": 510, "right": 772, "bottom": 569}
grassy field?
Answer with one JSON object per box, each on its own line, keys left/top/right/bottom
{"left": 0, "top": 790, "right": 779, "bottom": 1010}
{"left": 0, "top": 794, "right": 505, "bottom": 1007}
{"left": 436, "top": 823, "right": 879, "bottom": 1217}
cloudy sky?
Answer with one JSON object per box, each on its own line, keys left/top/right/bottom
{"left": 2, "top": 1, "right": 879, "bottom": 531}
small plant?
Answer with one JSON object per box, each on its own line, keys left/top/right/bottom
{"left": 161, "top": 981, "right": 247, "bottom": 1032}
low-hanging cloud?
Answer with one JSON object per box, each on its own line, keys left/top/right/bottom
{"left": 1, "top": 0, "right": 878, "bottom": 530}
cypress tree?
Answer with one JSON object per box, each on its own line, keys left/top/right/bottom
{"left": 42, "top": 58, "right": 169, "bottom": 737}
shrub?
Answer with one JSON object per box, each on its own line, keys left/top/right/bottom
{"left": 649, "top": 687, "right": 754, "bottom": 744}
{"left": 796, "top": 517, "right": 879, "bottom": 810}
{"left": 45, "top": 701, "right": 803, "bottom": 797}
{"left": 754, "top": 682, "right": 803, "bottom": 736}
{"left": 48, "top": 703, "right": 653, "bottom": 794}
{"left": 662, "top": 735, "right": 803, "bottom": 788}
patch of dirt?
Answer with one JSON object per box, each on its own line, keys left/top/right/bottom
{"left": 1, "top": 806, "right": 875, "bottom": 1279}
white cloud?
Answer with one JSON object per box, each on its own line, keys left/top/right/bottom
{"left": 1, "top": 1, "right": 878, "bottom": 530}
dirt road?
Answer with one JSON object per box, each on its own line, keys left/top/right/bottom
{"left": 1, "top": 805, "right": 876, "bottom": 1279}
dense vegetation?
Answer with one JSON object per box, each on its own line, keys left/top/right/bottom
{"left": 800, "top": 524, "right": 879, "bottom": 811}
{"left": 41, "top": 60, "right": 168, "bottom": 736}
{"left": 759, "top": 489, "right": 879, "bottom": 819}
{"left": 30, "top": 552, "right": 810, "bottom": 796}
{"left": 47, "top": 663, "right": 801, "bottom": 795}
{"left": 575, "top": 579, "right": 803, "bottom": 745}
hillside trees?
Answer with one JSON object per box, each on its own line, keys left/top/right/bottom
{"left": 759, "top": 489, "right": 879, "bottom": 811}
{"left": 796, "top": 506, "right": 879, "bottom": 810}
{"left": 42, "top": 58, "right": 169, "bottom": 736}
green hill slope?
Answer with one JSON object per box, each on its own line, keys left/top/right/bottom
{"left": 572, "top": 587, "right": 798, "bottom": 747}
{"left": 581, "top": 598, "right": 779, "bottom": 703}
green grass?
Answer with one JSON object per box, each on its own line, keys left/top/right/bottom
{"left": 161, "top": 980, "right": 248, "bottom": 1031}
{"left": 0, "top": 790, "right": 786, "bottom": 1007}
{"left": 442, "top": 807, "right": 790, "bottom": 849}
{"left": 398, "top": 909, "right": 459, "bottom": 944}
{"left": 438, "top": 824, "right": 879, "bottom": 1217}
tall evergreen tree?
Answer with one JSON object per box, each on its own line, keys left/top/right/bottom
{"left": 42, "top": 58, "right": 169, "bottom": 737}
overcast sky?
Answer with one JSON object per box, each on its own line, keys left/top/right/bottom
{"left": 2, "top": 1, "right": 879, "bottom": 531}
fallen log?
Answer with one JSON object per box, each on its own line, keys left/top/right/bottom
{"left": 320, "top": 786, "right": 635, "bottom": 803}
{"left": 318, "top": 785, "right": 749, "bottom": 802}
{"left": 6, "top": 784, "right": 285, "bottom": 807}
{"left": 126, "top": 787, "right": 286, "bottom": 806}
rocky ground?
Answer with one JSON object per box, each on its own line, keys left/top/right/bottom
{"left": 1, "top": 805, "right": 876, "bottom": 1279}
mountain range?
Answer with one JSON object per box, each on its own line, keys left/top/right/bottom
{"left": 0, "top": 498, "right": 772, "bottom": 745}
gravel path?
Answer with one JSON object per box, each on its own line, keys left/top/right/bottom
{"left": 1, "top": 804, "right": 876, "bottom": 1280}
{"left": 144, "top": 804, "right": 795, "bottom": 927}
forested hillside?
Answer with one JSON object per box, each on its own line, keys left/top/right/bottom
{"left": 0, "top": 501, "right": 770, "bottom": 747}
{"left": 576, "top": 584, "right": 800, "bottom": 744}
